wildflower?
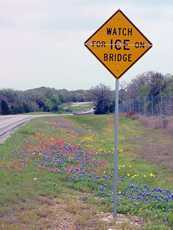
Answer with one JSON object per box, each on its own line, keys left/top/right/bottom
{"left": 119, "top": 148, "right": 123, "bottom": 153}
{"left": 131, "top": 174, "right": 137, "bottom": 178}
{"left": 99, "top": 185, "right": 105, "bottom": 192}
{"left": 150, "top": 173, "right": 155, "bottom": 177}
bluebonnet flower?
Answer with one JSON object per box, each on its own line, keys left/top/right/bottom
{"left": 99, "top": 185, "right": 106, "bottom": 193}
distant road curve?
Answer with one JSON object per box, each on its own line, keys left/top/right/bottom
{"left": 0, "top": 113, "right": 72, "bottom": 144}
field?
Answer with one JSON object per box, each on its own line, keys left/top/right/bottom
{"left": 60, "top": 102, "right": 94, "bottom": 113}
{"left": 0, "top": 115, "right": 173, "bottom": 229}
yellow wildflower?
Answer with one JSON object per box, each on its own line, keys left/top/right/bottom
{"left": 150, "top": 173, "right": 155, "bottom": 177}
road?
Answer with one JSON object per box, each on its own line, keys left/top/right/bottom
{"left": 0, "top": 114, "right": 72, "bottom": 144}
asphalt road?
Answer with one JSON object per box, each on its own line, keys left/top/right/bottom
{"left": 0, "top": 114, "right": 72, "bottom": 144}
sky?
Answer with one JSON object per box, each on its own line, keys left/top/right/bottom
{"left": 0, "top": 0, "right": 172, "bottom": 90}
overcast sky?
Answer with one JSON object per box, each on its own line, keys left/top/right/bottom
{"left": 0, "top": 0, "right": 172, "bottom": 90}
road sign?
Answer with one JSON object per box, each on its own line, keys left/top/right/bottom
{"left": 84, "top": 9, "right": 152, "bottom": 218}
{"left": 85, "top": 9, "right": 152, "bottom": 79}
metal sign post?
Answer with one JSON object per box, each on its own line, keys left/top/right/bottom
{"left": 84, "top": 9, "right": 152, "bottom": 218}
{"left": 113, "top": 79, "right": 119, "bottom": 217}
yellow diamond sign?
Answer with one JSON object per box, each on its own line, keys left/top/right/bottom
{"left": 85, "top": 10, "right": 152, "bottom": 79}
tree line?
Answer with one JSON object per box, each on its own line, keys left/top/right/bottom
{"left": 0, "top": 87, "right": 93, "bottom": 115}
{"left": 92, "top": 71, "right": 173, "bottom": 115}
{"left": 1, "top": 71, "right": 173, "bottom": 115}
{"left": 119, "top": 72, "right": 173, "bottom": 115}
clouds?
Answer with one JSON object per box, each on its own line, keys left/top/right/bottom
{"left": 0, "top": 1, "right": 172, "bottom": 90}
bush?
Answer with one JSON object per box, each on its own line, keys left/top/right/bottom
{"left": 91, "top": 84, "right": 113, "bottom": 114}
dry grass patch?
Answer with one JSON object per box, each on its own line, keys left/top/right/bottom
{"left": 0, "top": 195, "right": 144, "bottom": 230}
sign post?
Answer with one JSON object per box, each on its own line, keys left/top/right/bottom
{"left": 84, "top": 9, "right": 152, "bottom": 217}
{"left": 113, "top": 78, "right": 119, "bottom": 217}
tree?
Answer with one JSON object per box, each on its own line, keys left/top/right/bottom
{"left": 119, "top": 71, "right": 169, "bottom": 115}
{"left": 91, "top": 84, "right": 112, "bottom": 114}
{"left": 1, "top": 100, "right": 10, "bottom": 115}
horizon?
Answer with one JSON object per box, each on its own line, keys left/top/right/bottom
{"left": 0, "top": 70, "right": 171, "bottom": 91}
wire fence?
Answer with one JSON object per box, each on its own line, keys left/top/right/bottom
{"left": 119, "top": 96, "right": 173, "bottom": 117}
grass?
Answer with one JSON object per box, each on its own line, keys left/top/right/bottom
{"left": 0, "top": 115, "right": 173, "bottom": 229}
{"left": 71, "top": 115, "right": 172, "bottom": 185}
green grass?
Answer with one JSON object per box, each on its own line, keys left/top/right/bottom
{"left": 69, "top": 115, "right": 173, "bottom": 229}
{"left": 71, "top": 115, "right": 173, "bottom": 187}
{"left": 0, "top": 115, "right": 173, "bottom": 229}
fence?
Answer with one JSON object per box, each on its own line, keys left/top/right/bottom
{"left": 119, "top": 96, "right": 173, "bottom": 117}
